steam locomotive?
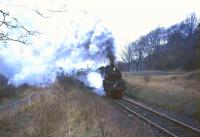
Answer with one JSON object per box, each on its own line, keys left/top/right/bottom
{"left": 74, "top": 63, "right": 126, "bottom": 99}
{"left": 98, "top": 64, "right": 126, "bottom": 99}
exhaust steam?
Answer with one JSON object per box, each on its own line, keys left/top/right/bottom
{"left": 0, "top": 10, "right": 115, "bottom": 95}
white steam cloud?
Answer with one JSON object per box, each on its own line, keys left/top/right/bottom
{"left": 86, "top": 72, "right": 105, "bottom": 95}
{"left": 0, "top": 7, "right": 115, "bottom": 95}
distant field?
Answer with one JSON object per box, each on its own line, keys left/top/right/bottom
{"left": 123, "top": 71, "right": 200, "bottom": 120}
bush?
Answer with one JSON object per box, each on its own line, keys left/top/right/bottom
{"left": 144, "top": 75, "right": 151, "bottom": 83}
{"left": 0, "top": 74, "right": 16, "bottom": 99}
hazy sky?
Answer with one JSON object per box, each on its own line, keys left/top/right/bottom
{"left": 69, "top": 0, "right": 200, "bottom": 56}
{"left": 1, "top": 0, "right": 200, "bottom": 57}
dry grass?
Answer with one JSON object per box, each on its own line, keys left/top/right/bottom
{"left": 124, "top": 71, "right": 200, "bottom": 120}
{"left": 0, "top": 84, "right": 41, "bottom": 107}
{"left": 0, "top": 80, "right": 151, "bottom": 137}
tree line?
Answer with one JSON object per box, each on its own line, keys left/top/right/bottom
{"left": 119, "top": 13, "right": 200, "bottom": 71}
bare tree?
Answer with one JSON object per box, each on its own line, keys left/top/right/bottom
{"left": 0, "top": 9, "right": 37, "bottom": 45}
{"left": 121, "top": 43, "right": 134, "bottom": 71}
{"left": 121, "top": 38, "right": 146, "bottom": 71}
{"left": 133, "top": 39, "right": 145, "bottom": 71}
{"left": 184, "top": 12, "right": 198, "bottom": 36}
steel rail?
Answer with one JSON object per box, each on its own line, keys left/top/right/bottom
{"left": 113, "top": 100, "right": 177, "bottom": 137}
{"left": 123, "top": 97, "right": 200, "bottom": 135}
{"left": 111, "top": 97, "right": 200, "bottom": 137}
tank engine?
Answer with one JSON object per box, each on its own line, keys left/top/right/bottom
{"left": 99, "top": 64, "right": 126, "bottom": 99}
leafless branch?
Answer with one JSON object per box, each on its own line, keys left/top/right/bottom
{"left": 0, "top": 9, "right": 38, "bottom": 45}
{"left": 33, "top": 10, "right": 50, "bottom": 18}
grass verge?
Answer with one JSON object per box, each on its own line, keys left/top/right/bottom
{"left": 124, "top": 71, "right": 200, "bottom": 120}
{"left": 0, "top": 78, "right": 151, "bottom": 137}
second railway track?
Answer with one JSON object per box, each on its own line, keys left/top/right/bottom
{"left": 111, "top": 96, "right": 200, "bottom": 137}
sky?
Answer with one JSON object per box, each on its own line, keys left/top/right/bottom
{"left": 1, "top": 0, "right": 200, "bottom": 58}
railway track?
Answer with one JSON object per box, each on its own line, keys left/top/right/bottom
{"left": 112, "top": 96, "right": 200, "bottom": 137}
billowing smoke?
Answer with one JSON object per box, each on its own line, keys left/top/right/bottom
{"left": 0, "top": 9, "right": 116, "bottom": 95}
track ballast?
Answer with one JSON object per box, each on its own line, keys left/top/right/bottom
{"left": 111, "top": 96, "right": 200, "bottom": 137}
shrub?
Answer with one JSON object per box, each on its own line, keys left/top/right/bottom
{"left": 0, "top": 74, "right": 16, "bottom": 99}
